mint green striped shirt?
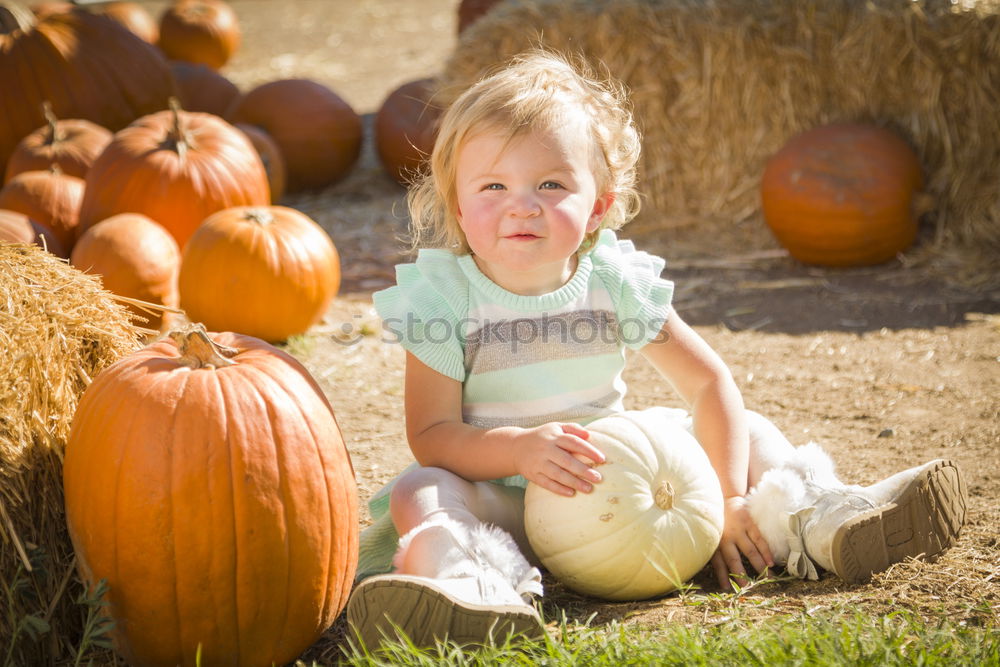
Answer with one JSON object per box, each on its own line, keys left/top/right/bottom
{"left": 357, "top": 230, "right": 674, "bottom": 580}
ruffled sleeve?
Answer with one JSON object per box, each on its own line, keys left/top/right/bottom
{"left": 590, "top": 229, "right": 674, "bottom": 349}
{"left": 372, "top": 249, "right": 469, "bottom": 381}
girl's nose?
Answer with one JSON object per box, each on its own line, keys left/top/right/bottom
{"left": 508, "top": 192, "right": 541, "bottom": 218}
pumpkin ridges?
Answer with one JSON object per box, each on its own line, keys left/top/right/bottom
{"left": 256, "top": 354, "right": 358, "bottom": 628}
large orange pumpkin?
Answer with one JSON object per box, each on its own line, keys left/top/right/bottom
{"left": 5, "top": 104, "right": 113, "bottom": 182}
{"left": 78, "top": 103, "right": 270, "bottom": 248}
{"left": 178, "top": 205, "right": 340, "bottom": 342}
{"left": 158, "top": 0, "right": 240, "bottom": 70}
{"left": 0, "top": 3, "right": 176, "bottom": 176}
{"left": 64, "top": 325, "right": 359, "bottom": 666}
{"left": 71, "top": 213, "right": 181, "bottom": 329}
{"left": 0, "top": 166, "right": 84, "bottom": 252}
{"left": 760, "top": 122, "right": 924, "bottom": 267}
{"left": 227, "top": 79, "right": 362, "bottom": 193}
{"left": 374, "top": 78, "right": 440, "bottom": 185}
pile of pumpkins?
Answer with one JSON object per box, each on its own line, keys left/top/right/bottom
{"left": 0, "top": 0, "right": 354, "bottom": 343}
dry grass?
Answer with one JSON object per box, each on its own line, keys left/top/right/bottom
{"left": 0, "top": 243, "right": 146, "bottom": 665}
{"left": 439, "top": 0, "right": 1000, "bottom": 287}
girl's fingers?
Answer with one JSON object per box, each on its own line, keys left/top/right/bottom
{"left": 710, "top": 550, "right": 733, "bottom": 591}
{"left": 559, "top": 423, "right": 590, "bottom": 439}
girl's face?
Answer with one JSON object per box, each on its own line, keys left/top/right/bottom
{"left": 454, "top": 121, "right": 614, "bottom": 296}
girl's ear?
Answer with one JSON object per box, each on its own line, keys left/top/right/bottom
{"left": 587, "top": 192, "right": 616, "bottom": 232}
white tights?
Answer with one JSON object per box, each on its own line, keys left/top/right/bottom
{"left": 389, "top": 410, "right": 798, "bottom": 575}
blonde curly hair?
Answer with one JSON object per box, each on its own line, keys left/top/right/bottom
{"left": 408, "top": 50, "right": 642, "bottom": 254}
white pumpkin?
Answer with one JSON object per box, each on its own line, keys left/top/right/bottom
{"left": 524, "top": 408, "right": 725, "bottom": 600}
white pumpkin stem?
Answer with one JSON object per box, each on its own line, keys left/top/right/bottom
{"left": 654, "top": 481, "right": 674, "bottom": 510}
{"left": 170, "top": 324, "right": 238, "bottom": 369}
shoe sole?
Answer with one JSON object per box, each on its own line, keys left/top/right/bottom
{"left": 831, "top": 459, "right": 967, "bottom": 583}
{"left": 346, "top": 574, "right": 546, "bottom": 650}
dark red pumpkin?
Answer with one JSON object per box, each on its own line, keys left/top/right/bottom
{"left": 375, "top": 78, "right": 441, "bottom": 185}
{"left": 0, "top": 4, "right": 176, "bottom": 177}
{"left": 236, "top": 123, "right": 286, "bottom": 203}
{"left": 458, "top": 0, "right": 503, "bottom": 33}
{"left": 227, "top": 79, "right": 362, "bottom": 193}
{"left": 170, "top": 60, "right": 242, "bottom": 117}
{"left": 761, "top": 122, "right": 924, "bottom": 267}
{"left": 97, "top": 1, "right": 158, "bottom": 43}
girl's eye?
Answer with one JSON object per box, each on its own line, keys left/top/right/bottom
{"left": 484, "top": 183, "right": 504, "bottom": 191}
{"left": 539, "top": 181, "right": 563, "bottom": 190}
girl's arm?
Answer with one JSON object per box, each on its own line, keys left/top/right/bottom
{"left": 638, "top": 307, "right": 774, "bottom": 589}
{"left": 403, "top": 351, "right": 606, "bottom": 496}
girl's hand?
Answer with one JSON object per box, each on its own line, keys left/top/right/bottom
{"left": 710, "top": 496, "right": 774, "bottom": 591}
{"left": 513, "top": 422, "right": 605, "bottom": 496}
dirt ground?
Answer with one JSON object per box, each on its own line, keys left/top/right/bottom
{"left": 141, "top": 0, "right": 999, "bottom": 658}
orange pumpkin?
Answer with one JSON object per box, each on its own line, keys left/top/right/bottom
{"left": 0, "top": 4, "right": 176, "bottom": 176}
{"left": 236, "top": 123, "right": 286, "bottom": 203}
{"left": 0, "top": 166, "right": 84, "bottom": 252}
{"left": 178, "top": 205, "right": 340, "bottom": 342}
{"left": 0, "top": 208, "right": 65, "bottom": 256}
{"left": 227, "top": 79, "right": 362, "bottom": 193}
{"left": 5, "top": 104, "right": 113, "bottom": 182}
{"left": 71, "top": 213, "right": 180, "bottom": 329}
{"left": 170, "top": 60, "right": 242, "bottom": 117}
{"left": 96, "top": 1, "right": 158, "bottom": 43}
{"left": 158, "top": 0, "right": 240, "bottom": 70}
{"left": 64, "top": 324, "right": 359, "bottom": 666}
{"left": 374, "top": 78, "right": 440, "bottom": 185}
{"left": 761, "top": 122, "right": 924, "bottom": 267}
{"left": 78, "top": 102, "right": 269, "bottom": 248}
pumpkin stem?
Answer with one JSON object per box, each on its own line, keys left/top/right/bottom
{"left": 0, "top": 3, "right": 35, "bottom": 34}
{"left": 41, "top": 102, "right": 64, "bottom": 145}
{"left": 244, "top": 208, "right": 275, "bottom": 226}
{"left": 169, "top": 324, "right": 238, "bottom": 369}
{"left": 654, "top": 481, "right": 674, "bottom": 510}
{"left": 167, "top": 97, "right": 190, "bottom": 163}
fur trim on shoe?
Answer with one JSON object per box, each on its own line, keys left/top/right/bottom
{"left": 745, "top": 467, "right": 809, "bottom": 563}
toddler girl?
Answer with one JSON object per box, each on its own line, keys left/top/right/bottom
{"left": 346, "top": 51, "right": 967, "bottom": 649}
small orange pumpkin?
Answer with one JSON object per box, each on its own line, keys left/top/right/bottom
{"left": 761, "top": 122, "right": 924, "bottom": 267}
{"left": 178, "top": 205, "right": 340, "bottom": 342}
{"left": 78, "top": 101, "right": 269, "bottom": 248}
{"left": 0, "top": 165, "right": 84, "bottom": 252}
{"left": 0, "top": 208, "right": 65, "bottom": 256}
{"left": 71, "top": 213, "right": 180, "bottom": 329}
{"left": 227, "top": 79, "right": 362, "bottom": 193}
{"left": 374, "top": 78, "right": 440, "bottom": 185}
{"left": 64, "top": 324, "right": 359, "bottom": 666}
{"left": 158, "top": 0, "right": 240, "bottom": 70}
{"left": 5, "top": 103, "right": 113, "bottom": 182}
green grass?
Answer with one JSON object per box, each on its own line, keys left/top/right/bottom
{"left": 329, "top": 607, "right": 999, "bottom": 667}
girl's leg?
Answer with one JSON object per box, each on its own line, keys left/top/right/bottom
{"left": 347, "top": 466, "right": 543, "bottom": 649}
{"left": 743, "top": 412, "right": 967, "bottom": 583}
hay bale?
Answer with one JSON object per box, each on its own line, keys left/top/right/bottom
{"left": 1, "top": 243, "right": 145, "bottom": 664}
{"left": 440, "top": 0, "right": 1000, "bottom": 285}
